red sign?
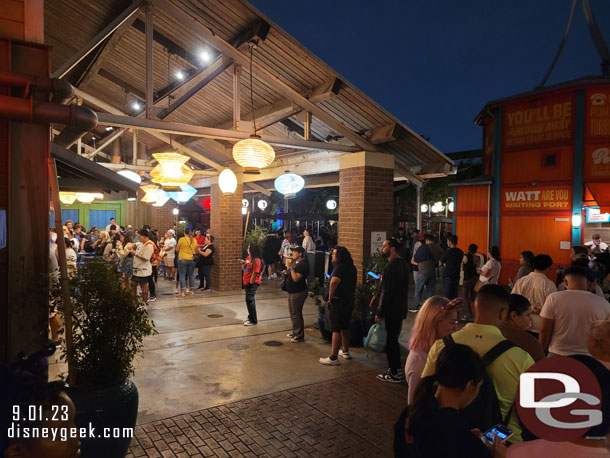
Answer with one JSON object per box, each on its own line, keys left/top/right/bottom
{"left": 586, "top": 88, "right": 610, "bottom": 139}
{"left": 503, "top": 93, "right": 574, "bottom": 150}
{"left": 502, "top": 185, "right": 571, "bottom": 211}
{"left": 584, "top": 144, "right": 610, "bottom": 181}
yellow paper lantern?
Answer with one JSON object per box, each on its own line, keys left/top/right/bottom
{"left": 92, "top": 193, "right": 104, "bottom": 200}
{"left": 76, "top": 192, "right": 95, "bottom": 204}
{"left": 232, "top": 134, "right": 275, "bottom": 174}
{"left": 218, "top": 169, "right": 237, "bottom": 197}
{"left": 141, "top": 184, "right": 160, "bottom": 204}
{"left": 59, "top": 192, "right": 77, "bottom": 206}
{"left": 150, "top": 152, "right": 194, "bottom": 190}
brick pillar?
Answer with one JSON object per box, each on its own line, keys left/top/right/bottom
{"left": 338, "top": 152, "right": 394, "bottom": 282}
{"left": 210, "top": 178, "right": 243, "bottom": 291}
{"left": 150, "top": 204, "right": 174, "bottom": 235}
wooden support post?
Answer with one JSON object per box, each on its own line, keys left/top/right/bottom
{"left": 304, "top": 111, "right": 311, "bottom": 140}
{"left": 132, "top": 129, "right": 138, "bottom": 165}
{"left": 145, "top": 3, "right": 154, "bottom": 119}
{"left": 233, "top": 64, "right": 242, "bottom": 131}
{"left": 48, "top": 159, "right": 75, "bottom": 386}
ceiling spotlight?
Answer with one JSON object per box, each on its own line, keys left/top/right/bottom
{"left": 131, "top": 101, "right": 142, "bottom": 111}
{"left": 175, "top": 70, "right": 185, "bottom": 81}
{"left": 127, "top": 197, "right": 137, "bottom": 202}
{"left": 91, "top": 136, "right": 96, "bottom": 140}
{"left": 198, "top": 50, "right": 210, "bottom": 62}
{"left": 105, "top": 126, "right": 114, "bottom": 132}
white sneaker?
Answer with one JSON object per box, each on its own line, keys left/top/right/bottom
{"left": 339, "top": 349, "right": 352, "bottom": 359}
{"left": 319, "top": 356, "right": 340, "bottom": 366}
{"left": 243, "top": 320, "right": 257, "bottom": 326}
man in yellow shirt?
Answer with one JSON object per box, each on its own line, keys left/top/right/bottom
{"left": 421, "top": 285, "right": 534, "bottom": 442}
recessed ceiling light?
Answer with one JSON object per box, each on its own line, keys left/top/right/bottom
{"left": 131, "top": 101, "right": 142, "bottom": 111}
{"left": 91, "top": 136, "right": 96, "bottom": 140}
{"left": 198, "top": 50, "right": 210, "bottom": 63}
{"left": 175, "top": 70, "right": 185, "bottom": 81}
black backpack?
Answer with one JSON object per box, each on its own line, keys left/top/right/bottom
{"left": 442, "top": 335, "right": 515, "bottom": 432}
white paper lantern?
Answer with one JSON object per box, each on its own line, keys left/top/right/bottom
{"left": 242, "top": 199, "right": 249, "bottom": 208}
{"left": 274, "top": 173, "right": 304, "bottom": 199}
{"left": 257, "top": 199, "right": 268, "bottom": 210}
{"left": 421, "top": 204, "right": 429, "bottom": 213}
{"left": 117, "top": 170, "right": 142, "bottom": 184}
{"left": 326, "top": 199, "right": 337, "bottom": 210}
{"left": 218, "top": 169, "right": 237, "bottom": 197}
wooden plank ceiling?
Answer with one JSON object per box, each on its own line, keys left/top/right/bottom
{"left": 44, "top": 0, "right": 452, "bottom": 175}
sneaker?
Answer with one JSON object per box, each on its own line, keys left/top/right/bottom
{"left": 408, "top": 308, "right": 419, "bottom": 313}
{"left": 271, "top": 273, "right": 278, "bottom": 279}
{"left": 338, "top": 349, "right": 352, "bottom": 359}
{"left": 290, "top": 337, "right": 304, "bottom": 343}
{"left": 286, "top": 333, "right": 294, "bottom": 338}
{"left": 148, "top": 296, "right": 156, "bottom": 302}
{"left": 187, "top": 290, "right": 195, "bottom": 296}
{"left": 319, "top": 356, "right": 340, "bottom": 366}
{"left": 243, "top": 320, "right": 257, "bottom": 326}
{"left": 376, "top": 369, "right": 403, "bottom": 383}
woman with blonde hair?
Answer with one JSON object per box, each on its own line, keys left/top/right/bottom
{"left": 405, "top": 296, "right": 461, "bottom": 404}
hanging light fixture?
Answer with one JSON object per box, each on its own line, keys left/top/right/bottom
{"left": 231, "top": 42, "right": 275, "bottom": 174}
{"left": 242, "top": 199, "right": 249, "bottom": 208}
{"left": 326, "top": 199, "right": 337, "bottom": 210}
{"left": 168, "top": 184, "right": 197, "bottom": 204}
{"left": 257, "top": 199, "right": 268, "bottom": 210}
{"left": 59, "top": 192, "right": 77, "bottom": 206}
{"left": 117, "top": 169, "right": 142, "bottom": 184}
{"left": 76, "top": 192, "right": 96, "bottom": 204}
{"left": 152, "top": 189, "right": 170, "bottom": 207}
{"left": 141, "top": 184, "right": 160, "bottom": 204}
{"left": 92, "top": 193, "right": 104, "bottom": 200}
{"left": 150, "top": 151, "right": 194, "bottom": 190}
{"left": 218, "top": 169, "right": 237, "bottom": 197}
{"left": 274, "top": 173, "right": 304, "bottom": 199}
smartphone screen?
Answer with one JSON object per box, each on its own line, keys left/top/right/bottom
{"left": 324, "top": 273, "right": 330, "bottom": 279}
{"left": 484, "top": 425, "right": 512, "bottom": 443}
{"left": 367, "top": 271, "right": 380, "bottom": 280}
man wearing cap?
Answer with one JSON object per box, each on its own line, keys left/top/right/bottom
{"left": 164, "top": 229, "right": 176, "bottom": 281}
{"left": 282, "top": 246, "right": 310, "bottom": 343}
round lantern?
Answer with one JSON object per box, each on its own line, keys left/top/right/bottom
{"left": 76, "top": 192, "right": 95, "bottom": 204}
{"left": 431, "top": 201, "right": 445, "bottom": 213}
{"left": 421, "top": 204, "right": 429, "bottom": 213}
{"left": 141, "top": 184, "right": 160, "bottom": 204}
{"left": 152, "top": 189, "right": 170, "bottom": 207}
{"left": 448, "top": 201, "right": 455, "bottom": 212}
{"left": 117, "top": 169, "right": 142, "bottom": 184}
{"left": 242, "top": 207, "right": 248, "bottom": 215}
{"left": 257, "top": 199, "right": 268, "bottom": 210}
{"left": 326, "top": 199, "right": 337, "bottom": 210}
{"left": 150, "top": 151, "right": 194, "bottom": 190}
{"left": 59, "top": 192, "right": 77, "bottom": 206}
{"left": 242, "top": 199, "right": 249, "bottom": 208}
{"left": 232, "top": 134, "right": 275, "bottom": 174}
{"left": 274, "top": 173, "right": 304, "bottom": 199}
{"left": 168, "top": 184, "right": 197, "bottom": 204}
{"left": 218, "top": 169, "right": 237, "bottom": 197}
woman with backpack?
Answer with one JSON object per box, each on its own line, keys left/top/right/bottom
{"left": 405, "top": 296, "right": 459, "bottom": 403}
{"left": 395, "top": 343, "right": 507, "bottom": 458}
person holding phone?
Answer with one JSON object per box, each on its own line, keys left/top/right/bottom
{"left": 283, "top": 246, "right": 310, "bottom": 342}
{"left": 395, "top": 343, "right": 506, "bottom": 458}
{"left": 242, "top": 243, "right": 262, "bottom": 326}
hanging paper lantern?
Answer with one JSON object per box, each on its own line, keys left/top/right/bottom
{"left": 232, "top": 135, "right": 275, "bottom": 174}
{"left": 326, "top": 199, "right": 337, "bottom": 210}
{"left": 168, "top": 184, "right": 197, "bottom": 204}
{"left": 242, "top": 199, "right": 249, "bottom": 208}
{"left": 242, "top": 207, "right": 248, "bottom": 215}
{"left": 152, "top": 189, "right": 170, "bottom": 207}
{"left": 150, "top": 152, "right": 194, "bottom": 190}
{"left": 218, "top": 169, "right": 237, "bottom": 197}
{"left": 141, "top": 184, "right": 160, "bottom": 204}
{"left": 257, "top": 199, "right": 268, "bottom": 210}
{"left": 274, "top": 173, "right": 304, "bottom": 199}
{"left": 76, "top": 192, "right": 95, "bottom": 204}
{"left": 92, "top": 193, "right": 104, "bottom": 200}
{"left": 59, "top": 192, "right": 77, "bottom": 206}
{"left": 117, "top": 170, "right": 142, "bottom": 184}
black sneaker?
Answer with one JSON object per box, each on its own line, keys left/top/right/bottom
{"left": 376, "top": 369, "right": 403, "bottom": 383}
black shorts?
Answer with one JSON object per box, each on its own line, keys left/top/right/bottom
{"left": 132, "top": 275, "right": 149, "bottom": 284}
{"left": 328, "top": 300, "right": 353, "bottom": 332}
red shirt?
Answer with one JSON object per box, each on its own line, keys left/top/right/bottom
{"left": 243, "top": 256, "right": 262, "bottom": 285}
{"left": 194, "top": 235, "right": 206, "bottom": 247}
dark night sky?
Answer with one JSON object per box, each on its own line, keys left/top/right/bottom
{"left": 250, "top": 0, "right": 610, "bottom": 154}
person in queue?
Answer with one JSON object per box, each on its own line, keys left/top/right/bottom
{"left": 396, "top": 344, "right": 506, "bottom": 458}
{"left": 509, "top": 250, "right": 534, "bottom": 287}
{"left": 197, "top": 235, "right": 215, "bottom": 291}
{"left": 175, "top": 227, "right": 198, "bottom": 297}
{"left": 319, "top": 246, "right": 357, "bottom": 366}
{"left": 130, "top": 228, "right": 154, "bottom": 303}
{"left": 376, "top": 238, "right": 410, "bottom": 383}
{"left": 405, "top": 296, "right": 459, "bottom": 403}
{"left": 242, "top": 243, "right": 263, "bottom": 326}
{"left": 163, "top": 230, "right": 176, "bottom": 281}
{"left": 283, "top": 246, "right": 309, "bottom": 342}
{"left": 421, "top": 285, "right": 534, "bottom": 442}
{"left": 497, "top": 294, "right": 544, "bottom": 361}
{"left": 477, "top": 246, "right": 502, "bottom": 286}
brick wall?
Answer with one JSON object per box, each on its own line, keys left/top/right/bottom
{"left": 210, "top": 183, "right": 243, "bottom": 291}
{"left": 150, "top": 204, "right": 174, "bottom": 235}
{"left": 338, "top": 165, "right": 394, "bottom": 282}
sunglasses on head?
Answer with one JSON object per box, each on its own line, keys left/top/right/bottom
{"left": 440, "top": 298, "right": 464, "bottom": 312}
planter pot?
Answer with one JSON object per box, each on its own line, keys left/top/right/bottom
{"left": 317, "top": 313, "right": 333, "bottom": 341}
{"left": 349, "top": 320, "right": 365, "bottom": 347}
{"left": 68, "top": 379, "right": 138, "bottom": 458}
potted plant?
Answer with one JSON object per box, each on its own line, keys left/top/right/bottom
{"left": 58, "top": 259, "right": 155, "bottom": 458}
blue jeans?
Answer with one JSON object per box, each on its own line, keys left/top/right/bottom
{"left": 199, "top": 265, "right": 211, "bottom": 289}
{"left": 178, "top": 259, "right": 196, "bottom": 290}
{"left": 412, "top": 272, "right": 436, "bottom": 309}
{"left": 442, "top": 277, "right": 459, "bottom": 300}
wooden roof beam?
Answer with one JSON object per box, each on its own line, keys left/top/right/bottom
{"left": 153, "top": 0, "right": 376, "bottom": 152}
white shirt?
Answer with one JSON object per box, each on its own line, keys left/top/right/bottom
{"left": 133, "top": 241, "right": 154, "bottom": 277}
{"left": 302, "top": 236, "right": 316, "bottom": 253}
{"left": 585, "top": 240, "right": 609, "bottom": 251}
{"left": 105, "top": 223, "right": 116, "bottom": 232}
{"left": 164, "top": 237, "right": 176, "bottom": 253}
{"left": 479, "top": 258, "right": 501, "bottom": 284}
{"left": 405, "top": 348, "right": 428, "bottom": 405}
{"left": 540, "top": 289, "right": 610, "bottom": 356}
{"left": 512, "top": 271, "right": 558, "bottom": 332}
